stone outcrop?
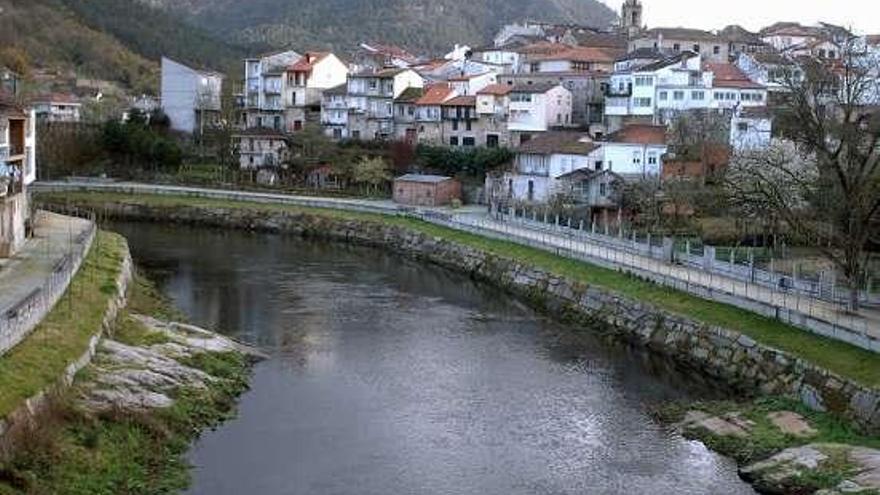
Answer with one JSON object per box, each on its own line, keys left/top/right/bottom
{"left": 740, "top": 443, "right": 880, "bottom": 495}
{"left": 39, "top": 200, "right": 880, "bottom": 435}
{"left": 80, "top": 314, "right": 265, "bottom": 413}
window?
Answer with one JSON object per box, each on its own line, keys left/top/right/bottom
{"left": 463, "top": 137, "right": 475, "bottom": 146}
{"left": 737, "top": 122, "right": 749, "bottom": 131}
{"left": 452, "top": 120, "right": 459, "bottom": 131}
{"left": 693, "top": 44, "right": 701, "bottom": 52}
{"left": 369, "top": 80, "right": 377, "bottom": 90}
{"left": 692, "top": 90, "right": 705, "bottom": 100}
{"left": 659, "top": 91, "right": 668, "bottom": 101}
{"left": 632, "top": 151, "right": 641, "bottom": 164}
{"left": 487, "top": 134, "right": 499, "bottom": 148}
{"left": 530, "top": 62, "right": 540, "bottom": 72}
{"left": 634, "top": 76, "right": 653, "bottom": 86}
{"left": 673, "top": 43, "right": 681, "bottom": 51}
{"left": 527, "top": 180, "right": 535, "bottom": 201}
{"left": 714, "top": 92, "right": 722, "bottom": 100}
{"left": 635, "top": 97, "right": 652, "bottom": 107}
{"left": 647, "top": 154, "right": 657, "bottom": 165}
{"left": 673, "top": 91, "right": 684, "bottom": 100}
{"left": 352, "top": 130, "right": 360, "bottom": 139}
{"left": 466, "top": 120, "right": 472, "bottom": 131}
{"left": 599, "top": 182, "right": 607, "bottom": 196}
{"left": 595, "top": 161, "right": 603, "bottom": 171}
{"left": 450, "top": 136, "right": 459, "bottom": 146}
{"left": 828, "top": 50, "right": 836, "bottom": 59}
{"left": 713, "top": 45, "right": 721, "bottom": 55}
{"left": 557, "top": 113, "right": 562, "bottom": 124}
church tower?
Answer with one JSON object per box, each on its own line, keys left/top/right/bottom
{"left": 620, "top": 0, "right": 643, "bottom": 38}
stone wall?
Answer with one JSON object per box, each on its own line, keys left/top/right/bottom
{"left": 40, "top": 200, "right": 880, "bottom": 435}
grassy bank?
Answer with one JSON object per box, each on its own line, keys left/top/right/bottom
{"left": 0, "top": 270, "right": 251, "bottom": 495}
{"left": 37, "top": 191, "right": 880, "bottom": 390}
{"left": 0, "top": 231, "right": 126, "bottom": 419}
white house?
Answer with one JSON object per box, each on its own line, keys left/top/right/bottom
{"left": 600, "top": 124, "right": 667, "bottom": 177}
{"left": 161, "top": 57, "right": 223, "bottom": 135}
{"left": 730, "top": 106, "right": 773, "bottom": 150}
{"left": 736, "top": 52, "right": 802, "bottom": 94}
{"left": 629, "top": 28, "right": 729, "bottom": 62}
{"left": 507, "top": 83, "right": 573, "bottom": 143}
{"left": 501, "top": 131, "right": 603, "bottom": 203}
{"left": 471, "top": 44, "right": 524, "bottom": 73}
{"left": 32, "top": 93, "right": 82, "bottom": 123}
{"left": 704, "top": 62, "right": 768, "bottom": 110}
{"left": 242, "top": 50, "right": 302, "bottom": 130}
{"left": 346, "top": 68, "right": 424, "bottom": 140}
{"left": 320, "top": 84, "right": 350, "bottom": 140}
{"left": 284, "top": 52, "right": 349, "bottom": 132}
{"left": 447, "top": 71, "right": 497, "bottom": 96}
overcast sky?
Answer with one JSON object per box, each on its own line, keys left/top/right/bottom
{"left": 598, "top": 0, "right": 880, "bottom": 35}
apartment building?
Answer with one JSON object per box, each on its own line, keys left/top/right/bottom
{"left": 161, "top": 57, "right": 223, "bottom": 135}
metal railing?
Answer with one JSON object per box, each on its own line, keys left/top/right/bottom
{"left": 0, "top": 208, "right": 96, "bottom": 356}
{"left": 31, "top": 182, "right": 880, "bottom": 352}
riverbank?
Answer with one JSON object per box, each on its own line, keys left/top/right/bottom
{"left": 34, "top": 192, "right": 880, "bottom": 433}
{"left": 0, "top": 231, "right": 260, "bottom": 494}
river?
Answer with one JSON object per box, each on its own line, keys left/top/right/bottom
{"left": 111, "top": 222, "right": 755, "bottom": 495}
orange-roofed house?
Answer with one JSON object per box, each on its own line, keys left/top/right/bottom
{"left": 522, "top": 46, "right": 622, "bottom": 74}
{"left": 285, "top": 52, "right": 349, "bottom": 132}
{"left": 705, "top": 62, "right": 768, "bottom": 110}
{"left": 600, "top": 124, "right": 668, "bottom": 178}
{"left": 414, "top": 83, "right": 456, "bottom": 143}
{"left": 475, "top": 84, "right": 513, "bottom": 148}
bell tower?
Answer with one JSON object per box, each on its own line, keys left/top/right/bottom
{"left": 620, "top": 0, "right": 643, "bottom": 38}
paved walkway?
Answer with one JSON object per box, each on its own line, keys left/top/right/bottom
{"left": 454, "top": 215, "right": 880, "bottom": 343}
{"left": 32, "top": 181, "right": 880, "bottom": 351}
{"left": 0, "top": 211, "right": 93, "bottom": 319}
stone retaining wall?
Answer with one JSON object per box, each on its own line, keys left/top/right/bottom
{"left": 0, "top": 237, "right": 133, "bottom": 451}
{"left": 41, "top": 200, "right": 880, "bottom": 434}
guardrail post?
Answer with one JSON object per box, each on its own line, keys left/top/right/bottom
{"left": 704, "top": 245, "right": 715, "bottom": 270}
{"left": 663, "top": 237, "right": 674, "bottom": 263}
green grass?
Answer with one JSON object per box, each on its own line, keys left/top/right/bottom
{"left": 37, "top": 191, "right": 880, "bottom": 388}
{"left": 0, "top": 255, "right": 252, "bottom": 494}
{"left": 0, "top": 231, "right": 127, "bottom": 419}
{"left": 656, "top": 398, "right": 879, "bottom": 493}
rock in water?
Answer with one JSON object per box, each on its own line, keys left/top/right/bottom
{"left": 740, "top": 443, "right": 880, "bottom": 494}
{"left": 79, "top": 315, "right": 264, "bottom": 413}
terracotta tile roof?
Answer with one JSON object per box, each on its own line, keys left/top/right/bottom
{"left": 289, "top": 52, "right": 331, "bottom": 72}
{"left": 415, "top": 83, "right": 455, "bottom": 105}
{"left": 477, "top": 84, "right": 513, "bottom": 96}
{"left": 516, "top": 131, "right": 598, "bottom": 156}
{"left": 705, "top": 62, "right": 766, "bottom": 89}
{"left": 441, "top": 95, "right": 476, "bottom": 107}
{"left": 395, "top": 87, "right": 425, "bottom": 103}
{"left": 526, "top": 46, "right": 622, "bottom": 63}
{"left": 516, "top": 41, "right": 571, "bottom": 56}
{"left": 605, "top": 124, "right": 667, "bottom": 145}
{"left": 718, "top": 25, "right": 764, "bottom": 44}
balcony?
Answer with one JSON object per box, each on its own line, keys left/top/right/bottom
{"left": 605, "top": 87, "right": 633, "bottom": 97}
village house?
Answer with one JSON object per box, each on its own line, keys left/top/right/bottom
{"left": 499, "top": 71, "right": 610, "bottom": 131}
{"left": 242, "top": 50, "right": 302, "bottom": 131}
{"left": 521, "top": 45, "right": 622, "bottom": 74}
{"left": 232, "top": 127, "right": 288, "bottom": 169}
{"left": 629, "top": 28, "right": 729, "bottom": 63}
{"left": 736, "top": 52, "right": 803, "bottom": 97}
{"left": 414, "top": 83, "right": 456, "bottom": 144}
{"left": 600, "top": 123, "right": 667, "bottom": 178}
{"left": 719, "top": 25, "right": 770, "bottom": 56}
{"left": 475, "top": 84, "right": 513, "bottom": 148}
{"left": 392, "top": 87, "right": 425, "bottom": 143}
{"left": 284, "top": 52, "right": 349, "bottom": 132}
{"left": 0, "top": 98, "right": 36, "bottom": 257}
{"left": 441, "top": 95, "right": 479, "bottom": 147}
{"left": 353, "top": 42, "right": 420, "bottom": 71}
{"left": 470, "top": 43, "right": 526, "bottom": 74}
{"left": 704, "top": 62, "right": 768, "bottom": 111}
{"left": 393, "top": 174, "right": 461, "bottom": 207}
{"left": 31, "top": 93, "right": 82, "bottom": 123}
{"left": 320, "top": 84, "right": 350, "bottom": 140}
{"left": 507, "top": 83, "right": 574, "bottom": 145}
{"left": 447, "top": 71, "right": 498, "bottom": 96}
{"left": 160, "top": 56, "right": 223, "bottom": 135}
{"left": 500, "top": 131, "right": 602, "bottom": 203}
{"left": 730, "top": 106, "right": 773, "bottom": 150}
{"left": 759, "top": 22, "right": 843, "bottom": 53}
{"left": 347, "top": 68, "right": 424, "bottom": 140}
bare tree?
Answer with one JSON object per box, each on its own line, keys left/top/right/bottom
{"left": 728, "top": 38, "right": 880, "bottom": 311}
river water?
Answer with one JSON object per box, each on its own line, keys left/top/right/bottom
{"left": 111, "top": 223, "right": 755, "bottom": 495}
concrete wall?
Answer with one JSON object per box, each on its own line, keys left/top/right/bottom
{"left": 39, "top": 198, "right": 880, "bottom": 435}
{"left": 0, "top": 192, "right": 28, "bottom": 258}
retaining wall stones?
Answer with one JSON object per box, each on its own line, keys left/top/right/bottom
{"left": 41, "top": 200, "right": 880, "bottom": 435}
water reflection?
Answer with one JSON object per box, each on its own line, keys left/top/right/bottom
{"left": 111, "top": 222, "right": 754, "bottom": 495}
